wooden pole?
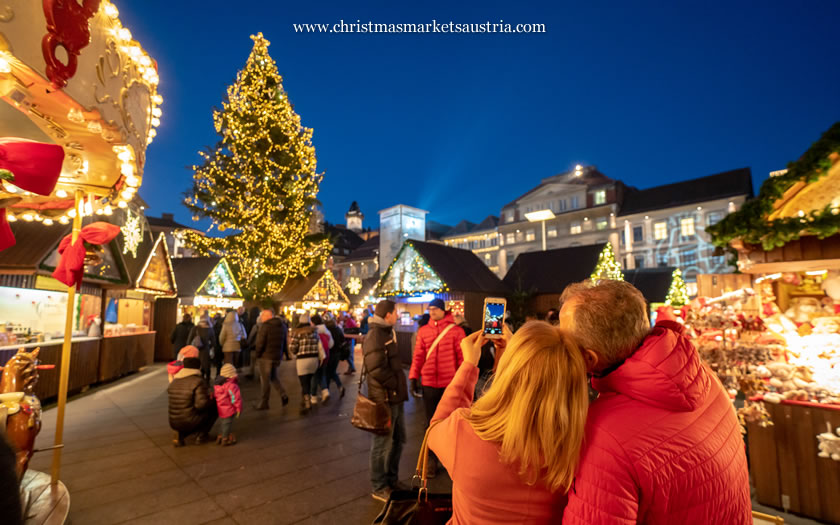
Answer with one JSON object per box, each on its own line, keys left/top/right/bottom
{"left": 50, "top": 190, "right": 83, "bottom": 484}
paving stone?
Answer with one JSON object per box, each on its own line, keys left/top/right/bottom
{"left": 118, "top": 496, "right": 226, "bottom": 525}
{"left": 70, "top": 481, "right": 208, "bottom": 525}
{"left": 70, "top": 468, "right": 191, "bottom": 512}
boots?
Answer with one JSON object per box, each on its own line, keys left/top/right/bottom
{"left": 223, "top": 433, "right": 237, "bottom": 446}
{"left": 301, "top": 394, "right": 311, "bottom": 412}
{"left": 321, "top": 388, "right": 330, "bottom": 403}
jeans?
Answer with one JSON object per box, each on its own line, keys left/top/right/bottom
{"left": 220, "top": 416, "right": 234, "bottom": 438}
{"left": 320, "top": 359, "right": 342, "bottom": 391}
{"left": 298, "top": 374, "right": 313, "bottom": 395}
{"left": 311, "top": 367, "right": 324, "bottom": 396}
{"left": 256, "top": 359, "right": 287, "bottom": 408}
{"left": 346, "top": 339, "right": 356, "bottom": 371}
{"left": 370, "top": 403, "right": 406, "bottom": 492}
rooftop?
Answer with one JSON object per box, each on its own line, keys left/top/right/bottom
{"left": 619, "top": 167, "right": 754, "bottom": 216}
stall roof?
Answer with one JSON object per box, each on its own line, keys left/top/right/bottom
{"left": 623, "top": 267, "right": 675, "bottom": 304}
{"left": 171, "top": 257, "right": 222, "bottom": 298}
{"left": 503, "top": 243, "right": 606, "bottom": 294}
{"left": 272, "top": 269, "right": 350, "bottom": 306}
{"left": 378, "top": 240, "right": 508, "bottom": 295}
{"left": 619, "top": 168, "right": 754, "bottom": 217}
{"left": 0, "top": 222, "right": 69, "bottom": 272}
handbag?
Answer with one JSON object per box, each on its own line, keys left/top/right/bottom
{"left": 372, "top": 421, "right": 452, "bottom": 524}
{"left": 351, "top": 365, "right": 392, "bottom": 435}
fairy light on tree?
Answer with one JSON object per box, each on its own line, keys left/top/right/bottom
{"left": 180, "top": 33, "right": 331, "bottom": 299}
{"left": 665, "top": 268, "right": 690, "bottom": 306}
{"left": 590, "top": 242, "right": 624, "bottom": 282}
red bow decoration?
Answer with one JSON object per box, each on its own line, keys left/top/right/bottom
{"left": 52, "top": 222, "right": 121, "bottom": 287}
{"left": 0, "top": 138, "right": 65, "bottom": 252}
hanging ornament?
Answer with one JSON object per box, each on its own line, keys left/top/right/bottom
{"left": 121, "top": 209, "right": 143, "bottom": 258}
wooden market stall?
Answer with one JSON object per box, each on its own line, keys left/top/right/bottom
{"left": 99, "top": 229, "right": 176, "bottom": 381}
{"left": 376, "top": 240, "right": 508, "bottom": 364}
{"left": 272, "top": 269, "right": 350, "bottom": 316}
{"left": 704, "top": 123, "right": 840, "bottom": 524}
{"left": 157, "top": 257, "right": 243, "bottom": 361}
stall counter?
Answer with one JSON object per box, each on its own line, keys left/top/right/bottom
{"left": 99, "top": 331, "right": 156, "bottom": 382}
{"left": 0, "top": 337, "right": 100, "bottom": 400}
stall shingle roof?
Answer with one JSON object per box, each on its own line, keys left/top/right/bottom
{"left": 406, "top": 240, "right": 508, "bottom": 294}
{"left": 0, "top": 222, "right": 69, "bottom": 272}
{"left": 272, "top": 271, "right": 326, "bottom": 303}
{"left": 171, "top": 257, "right": 222, "bottom": 297}
{"left": 623, "top": 267, "right": 675, "bottom": 304}
{"left": 503, "top": 244, "right": 606, "bottom": 294}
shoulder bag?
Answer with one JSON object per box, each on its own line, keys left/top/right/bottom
{"left": 351, "top": 363, "right": 391, "bottom": 435}
{"left": 372, "top": 420, "right": 452, "bottom": 524}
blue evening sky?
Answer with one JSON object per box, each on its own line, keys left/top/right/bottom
{"left": 122, "top": 1, "right": 840, "bottom": 231}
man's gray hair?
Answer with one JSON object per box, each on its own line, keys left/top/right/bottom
{"left": 560, "top": 280, "right": 651, "bottom": 365}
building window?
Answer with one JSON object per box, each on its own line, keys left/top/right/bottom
{"left": 516, "top": 230, "right": 524, "bottom": 242}
{"left": 707, "top": 212, "right": 722, "bottom": 226}
{"left": 634, "top": 255, "right": 645, "bottom": 269}
{"left": 683, "top": 250, "right": 697, "bottom": 265}
{"left": 633, "top": 225, "right": 644, "bottom": 243}
{"left": 594, "top": 190, "right": 606, "bottom": 205}
{"left": 558, "top": 199, "right": 566, "bottom": 211}
{"left": 680, "top": 217, "right": 695, "bottom": 237}
{"left": 619, "top": 230, "right": 625, "bottom": 246}
{"left": 505, "top": 232, "right": 515, "bottom": 245}
{"left": 570, "top": 196, "right": 579, "bottom": 209}
{"left": 507, "top": 252, "right": 516, "bottom": 270}
{"left": 505, "top": 211, "right": 514, "bottom": 223}
{"left": 547, "top": 226, "right": 558, "bottom": 238}
{"left": 484, "top": 253, "right": 492, "bottom": 265}
{"left": 350, "top": 266, "right": 357, "bottom": 276}
{"left": 525, "top": 229, "right": 536, "bottom": 242}
{"left": 570, "top": 222, "right": 582, "bottom": 235}
{"left": 654, "top": 221, "right": 667, "bottom": 240}
{"left": 596, "top": 218, "right": 608, "bottom": 230}
{"left": 491, "top": 237, "right": 498, "bottom": 247}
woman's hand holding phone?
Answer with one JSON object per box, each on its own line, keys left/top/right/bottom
{"left": 460, "top": 331, "right": 485, "bottom": 366}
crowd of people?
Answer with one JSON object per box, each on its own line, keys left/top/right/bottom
{"left": 166, "top": 306, "right": 363, "bottom": 447}
{"left": 362, "top": 280, "right": 753, "bottom": 524}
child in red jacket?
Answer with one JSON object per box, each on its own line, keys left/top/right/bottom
{"left": 214, "top": 364, "right": 242, "bottom": 445}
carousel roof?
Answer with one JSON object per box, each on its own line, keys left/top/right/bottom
{"left": 0, "top": 1, "right": 162, "bottom": 223}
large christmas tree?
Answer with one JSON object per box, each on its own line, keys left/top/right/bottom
{"left": 181, "top": 34, "right": 331, "bottom": 300}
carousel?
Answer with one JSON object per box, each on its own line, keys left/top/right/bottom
{"left": 0, "top": 1, "right": 162, "bottom": 520}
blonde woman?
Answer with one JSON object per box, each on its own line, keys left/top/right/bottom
{"left": 428, "top": 322, "right": 589, "bottom": 524}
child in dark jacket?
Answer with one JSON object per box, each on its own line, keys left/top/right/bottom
{"left": 214, "top": 364, "right": 242, "bottom": 445}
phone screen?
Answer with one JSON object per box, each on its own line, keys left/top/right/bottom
{"left": 483, "top": 301, "right": 506, "bottom": 336}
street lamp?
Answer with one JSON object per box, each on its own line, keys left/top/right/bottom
{"left": 525, "top": 209, "right": 556, "bottom": 251}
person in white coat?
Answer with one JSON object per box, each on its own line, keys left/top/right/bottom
{"left": 218, "top": 311, "right": 246, "bottom": 366}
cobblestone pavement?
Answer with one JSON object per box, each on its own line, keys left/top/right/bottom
{"left": 27, "top": 353, "right": 824, "bottom": 525}
{"left": 29, "top": 354, "right": 451, "bottom": 525}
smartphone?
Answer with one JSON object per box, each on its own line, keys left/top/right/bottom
{"left": 482, "top": 297, "right": 507, "bottom": 339}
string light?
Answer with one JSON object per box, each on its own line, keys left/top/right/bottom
{"left": 180, "top": 33, "right": 331, "bottom": 300}
{"left": 590, "top": 243, "right": 624, "bottom": 282}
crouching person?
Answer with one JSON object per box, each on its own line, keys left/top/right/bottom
{"left": 168, "top": 354, "right": 217, "bottom": 447}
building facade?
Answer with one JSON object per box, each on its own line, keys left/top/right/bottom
{"left": 441, "top": 216, "right": 501, "bottom": 275}
{"left": 497, "top": 166, "right": 624, "bottom": 276}
{"left": 147, "top": 213, "right": 198, "bottom": 258}
{"left": 617, "top": 168, "right": 753, "bottom": 295}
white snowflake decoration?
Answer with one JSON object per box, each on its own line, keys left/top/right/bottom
{"left": 348, "top": 277, "right": 362, "bottom": 295}
{"left": 122, "top": 210, "right": 142, "bottom": 258}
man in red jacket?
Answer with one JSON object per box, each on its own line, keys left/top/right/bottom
{"left": 409, "top": 298, "right": 466, "bottom": 477}
{"left": 559, "top": 280, "right": 751, "bottom": 525}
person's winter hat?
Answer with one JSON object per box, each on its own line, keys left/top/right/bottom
{"left": 220, "top": 363, "right": 237, "bottom": 379}
{"left": 428, "top": 298, "right": 446, "bottom": 311}
{"left": 179, "top": 346, "right": 199, "bottom": 360}
{"left": 183, "top": 357, "right": 201, "bottom": 369}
